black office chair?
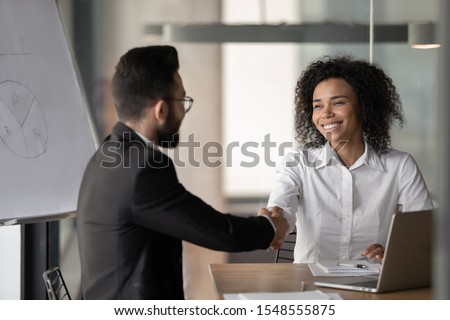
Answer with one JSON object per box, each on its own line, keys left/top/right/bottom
{"left": 274, "top": 229, "right": 297, "bottom": 263}
{"left": 42, "top": 266, "right": 72, "bottom": 300}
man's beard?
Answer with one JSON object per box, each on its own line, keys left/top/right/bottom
{"left": 156, "top": 111, "right": 181, "bottom": 148}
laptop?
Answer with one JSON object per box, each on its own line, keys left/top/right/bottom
{"left": 314, "top": 209, "right": 433, "bottom": 293}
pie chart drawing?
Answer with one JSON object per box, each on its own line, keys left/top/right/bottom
{"left": 0, "top": 80, "right": 48, "bottom": 158}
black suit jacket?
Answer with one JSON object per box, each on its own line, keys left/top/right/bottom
{"left": 77, "top": 122, "right": 274, "bottom": 299}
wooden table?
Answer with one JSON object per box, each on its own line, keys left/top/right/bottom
{"left": 209, "top": 263, "right": 432, "bottom": 300}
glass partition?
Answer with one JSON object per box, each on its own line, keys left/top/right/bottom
{"left": 223, "top": 0, "right": 439, "bottom": 201}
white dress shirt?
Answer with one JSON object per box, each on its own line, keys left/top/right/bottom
{"left": 268, "top": 142, "right": 434, "bottom": 263}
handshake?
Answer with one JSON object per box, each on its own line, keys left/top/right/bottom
{"left": 258, "top": 206, "right": 290, "bottom": 250}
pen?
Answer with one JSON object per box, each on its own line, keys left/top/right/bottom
{"left": 338, "top": 263, "right": 368, "bottom": 269}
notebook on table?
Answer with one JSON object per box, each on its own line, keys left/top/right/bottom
{"left": 314, "top": 209, "right": 433, "bottom": 293}
{"left": 316, "top": 260, "right": 381, "bottom": 274}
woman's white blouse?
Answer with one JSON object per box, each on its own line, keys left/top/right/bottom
{"left": 267, "top": 142, "right": 434, "bottom": 263}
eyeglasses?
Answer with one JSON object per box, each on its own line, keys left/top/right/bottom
{"left": 168, "top": 96, "right": 194, "bottom": 113}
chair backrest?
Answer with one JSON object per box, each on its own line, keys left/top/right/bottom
{"left": 275, "top": 230, "right": 296, "bottom": 263}
{"left": 42, "top": 266, "right": 72, "bottom": 300}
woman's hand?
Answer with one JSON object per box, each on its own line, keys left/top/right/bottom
{"left": 361, "top": 243, "right": 385, "bottom": 262}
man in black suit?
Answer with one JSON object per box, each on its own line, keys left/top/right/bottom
{"left": 76, "top": 45, "right": 288, "bottom": 299}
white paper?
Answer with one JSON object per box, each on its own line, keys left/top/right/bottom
{"left": 223, "top": 290, "right": 342, "bottom": 300}
{"left": 0, "top": 0, "right": 96, "bottom": 223}
{"left": 224, "top": 290, "right": 336, "bottom": 300}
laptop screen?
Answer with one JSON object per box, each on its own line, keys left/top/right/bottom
{"left": 314, "top": 209, "right": 433, "bottom": 293}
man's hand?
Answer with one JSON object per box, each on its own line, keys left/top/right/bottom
{"left": 258, "top": 206, "right": 289, "bottom": 250}
{"left": 361, "top": 243, "right": 385, "bottom": 262}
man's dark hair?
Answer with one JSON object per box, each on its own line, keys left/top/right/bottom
{"left": 295, "top": 55, "right": 404, "bottom": 154}
{"left": 111, "top": 45, "right": 179, "bottom": 121}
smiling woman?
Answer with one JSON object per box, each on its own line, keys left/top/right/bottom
{"left": 267, "top": 55, "right": 434, "bottom": 264}
{"left": 312, "top": 78, "right": 364, "bottom": 166}
{"left": 295, "top": 56, "right": 404, "bottom": 156}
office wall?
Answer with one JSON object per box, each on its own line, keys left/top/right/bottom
{"left": 222, "top": 0, "right": 300, "bottom": 197}
{"left": 0, "top": 226, "right": 20, "bottom": 299}
{"left": 436, "top": 0, "right": 450, "bottom": 299}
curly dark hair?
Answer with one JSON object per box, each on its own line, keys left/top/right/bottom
{"left": 294, "top": 55, "right": 404, "bottom": 154}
